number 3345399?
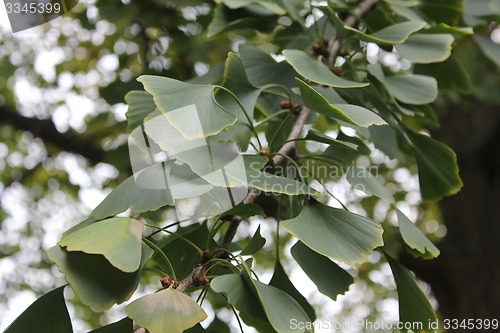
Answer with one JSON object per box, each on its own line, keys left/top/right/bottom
{"left": 5, "top": 2, "right": 62, "bottom": 14}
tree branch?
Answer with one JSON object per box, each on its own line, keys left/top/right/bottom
{"left": 0, "top": 105, "right": 106, "bottom": 164}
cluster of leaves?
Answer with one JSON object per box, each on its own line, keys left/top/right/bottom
{"left": 5, "top": 0, "right": 499, "bottom": 332}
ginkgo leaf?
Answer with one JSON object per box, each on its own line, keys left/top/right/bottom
{"left": 395, "top": 34, "right": 454, "bottom": 64}
{"left": 474, "top": 34, "right": 500, "bottom": 67}
{"left": 291, "top": 241, "right": 353, "bottom": 301}
{"left": 210, "top": 274, "right": 273, "bottom": 329}
{"left": 269, "top": 260, "right": 316, "bottom": 322}
{"left": 47, "top": 244, "right": 153, "bottom": 311}
{"left": 281, "top": 199, "right": 384, "bottom": 267}
{"left": 297, "top": 79, "right": 386, "bottom": 127}
{"left": 283, "top": 49, "right": 368, "bottom": 88}
{"left": 125, "top": 287, "right": 208, "bottom": 333}
{"left": 345, "top": 21, "right": 426, "bottom": 45}
{"left": 305, "top": 129, "right": 359, "bottom": 150}
{"left": 216, "top": 53, "right": 263, "bottom": 150}
{"left": 92, "top": 164, "right": 175, "bottom": 220}
{"left": 406, "top": 129, "right": 463, "bottom": 202}
{"left": 368, "top": 63, "right": 438, "bottom": 104}
{"left": 346, "top": 166, "right": 395, "bottom": 204}
{"left": 89, "top": 318, "right": 133, "bottom": 333}
{"left": 247, "top": 169, "right": 318, "bottom": 195}
{"left": 138, "top": 76, "right": 237, "bottom": 139}
{"left": 4, "top": 286, "right": 73, "bottom": 333}
{"left": 58, "top": 217, "right": 144, "bottom": 273}
{"left": 396, "top": 208, "right": 440, "bottom": 259}
{"left": 241, "top": 268, "right": 312, "bottom": 333}
{"left": 385, "top": 253, "right": 437, "bottom": 332}
{"left": 124, "top": 91, "right": 156, "bottom": 134}
{"left": 241, "top": 225, "right": 266, "bottom": 255}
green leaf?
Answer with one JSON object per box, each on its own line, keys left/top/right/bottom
{"left": 185, "top": 324, "right": 207, "bottom": 333}
{"left": 235, "top": 265, "right": 313, "bottom": 333}
{"left": 296, "top": 79, "right": 386, "bottom": 127}
{"left": 125, "top": 287, "right": 208, "bottom": 333}
{"left": 406, "top": 129, "right": 463, "bottom": 202}
{"left": 395, "top": 34, "right": 454, "bottom": 64}
{"left": 221, "top": 0, "right": 286, "bottom": 14}
{"left": 92, "top": 164, "right": 174, "bottom": 220}
{"left": 239, "top": 45, "right": 298, "bottom": 90}
{"left": 220, "top": 203, "right": 266, "bottom": 219}
{"left": 269, "top": 261, "right": 316, "bottom": 322}
{"left": 207, "top": 4, "right": 277, "bottom": 38}
{"left": 4, "top": 286, "right": 73, "bottom": 333}
{"left": 368, "top": 63, "right": 438, "bottom": 104}
{"left": 344, "top": 21, "right": 426, "bottom": 45}
{"left": 89, "top": 318, "right": 133, "bottom": 333}
{"left": 291, "top": 241, "right": 353, "bottom": 301}
{"left": 210, "top": 274, "right": 273, "bottom": 329}
{"left": 369, "top": 125, "right": 400, "bottom": 159}
{"left": 47, "top": 244, "right": 153, "bottom": 311}
{"left": 281, "top": 199, "right": 384, "bottom": 267}
{"left": 305, "top": 129, "right": 358, "bottom": 151}
{"left": 58, "top": 217, "right": 144, "bottom": 273}
{"left": 419, "top": 0, "right": 463, "bottom": 26}
{"left": 125, "top": 91, "right": 156, "bottom": 134}
{"left": 422, "top": 23, "right": 473, "bottom": 36}
{"left": 416, "top": 55, "right": 473, "bottom": 93}
{"left": 385, "top": 253, "right": 437, "bottom": 332}
{"left": 474, "top": 35, "right": 500, "bottom": 67}
{"left": 240, "top": 225, "right": 266, "bottom": 255}
{"left": 216, "top": 53, "right": 262, "bottom": 150}
{"left": 247, "top": 169, "right": 318, "bottom": 195}
{"left": 138, "top": 76, "right": 237, "bottom": 139}
{"left": 283, "top": 49, "right": 369, "bottom": 88}
{"left": 396, "top": 208, "right": 440, "bottom": 259}
{"left": 158, "top": 223, "right": 212, "bottom": 279}
{"left": 346, "top": 166, "right": 395, "bottom": 204}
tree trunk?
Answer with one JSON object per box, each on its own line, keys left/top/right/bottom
{"left": 402, "top": 97, "right": 500, "bottom": 325}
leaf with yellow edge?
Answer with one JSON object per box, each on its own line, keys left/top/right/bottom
{"left": 58, "top": 217, "right": 144, "bottom": 273}
{"left": 125, "top": 287, "right": 208, "bottom": 333}
{"left": 281, "top": 199, "right": 384, "bottom": 267}
{"left": 138, "top": 76, "right": 237, "bottom": 139}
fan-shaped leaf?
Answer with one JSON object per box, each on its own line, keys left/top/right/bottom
{"left": 47, "top": 244, "right": 153, "bottom": 311}
{"left": 346, "top": 166, "right": 395, "bottom": 204}
{"left": 406, "top": 129, "right": 463, "bottom": 202}
{"left": 291, "top": 241, "right": 353, "bottom": 301}
{"left": 125, "top": 287, "right": 207, "bottom": 333}
{"left": 396, "top": 34, "right": 454, "bottom": 63}
{"left": 297, "top": 79, "right": 385, "bottom": 127}
{"left": 368, "top": 63, "right": 438, "bottom": 104}
{"left": 92, "top": 165, "right": 174, "bottom": 220}
{"left": 269, "top": 261, "right": 316, "bottom": 322}
{"left": 345, "top": 21, "right": 426, "bottom": 45}
{"left": 58, "top": 217, "right": 144, "bottom": 273}
{"left": 241, "top": 225, "right": 266, "bottom": 255}
{"left": 281, "top": 199, "right": 384, "bottom": 267}
{"left": 138, "top": 76, "right": 237, "bottom": 139}
{"left": 396, "top": 208, "right": 440, "bottom": 259}
{"left": 283, "top": 49, "right": 368, "bottom": 88}
{"left": 89, "top": 318, "right": 133, "bottom": 333}
{"left": 210, "top": 274, "right": 274, "bottom": 330}
{"left": 385, "top": 253, "right": 437, "bottom": 332}
{"left": 216, "top": 53, "right": 263, "bottom": 150}
{"left": 243, "top": 270, "right": 313, "bottom": 333}
{"left": 124, "top": 91, "right": 156, "bottom": 134}
{"left": 4, "top": 286, "right": 73, "bottom": 333}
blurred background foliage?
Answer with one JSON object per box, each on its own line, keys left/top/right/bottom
{"left": 0, "top": 0, "right": 499, "bottom": 331}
